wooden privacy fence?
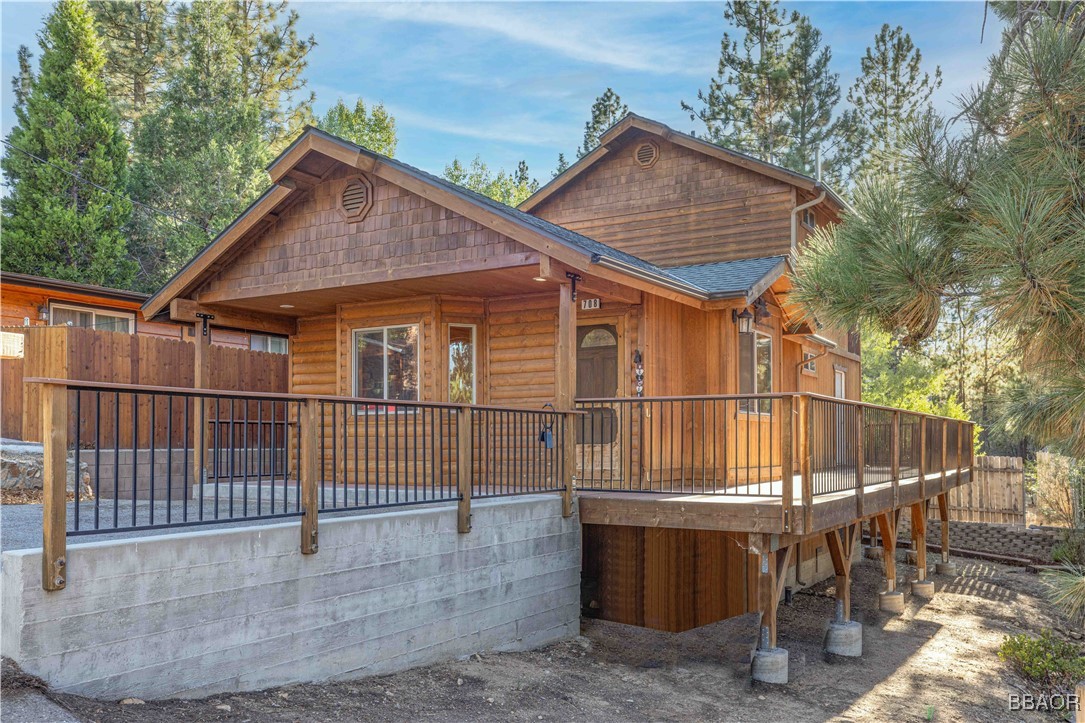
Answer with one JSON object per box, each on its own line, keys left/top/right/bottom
{"left": 2, "top": 326, "right": 288, "bottom": 443}
{"left": 933, "top": 455, "right": 1024, "bottom": 525}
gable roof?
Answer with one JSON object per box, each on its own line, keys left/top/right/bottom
{"left": 144, "top": 126, "right": 722, "bottom": 318}
{"left": 519, "top": 113, "right": 850, "bottom": 214}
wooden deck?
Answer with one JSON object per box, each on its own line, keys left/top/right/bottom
{"left": 579, "top": 468, "right": 971, "bottom": 537}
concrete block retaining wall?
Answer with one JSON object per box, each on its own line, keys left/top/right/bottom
{"left": 1, "top": 495, "right": 581, "bottom": 699}
{"left": 896, "top": 517, "right": 1062, "bottom": 562}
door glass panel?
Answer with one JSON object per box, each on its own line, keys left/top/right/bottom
{"left": 386, "top": 325, "right": 418, "bottom": 401}
{"left": 448, "top": 325, "right": 475, "bottom": 403}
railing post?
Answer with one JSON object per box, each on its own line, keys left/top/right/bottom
{"left": 800, "top": 395, "right": 813, "bottom": 534}
{"left": 941, "top": 418, "right": 948, "bottom": 493}
{"left": 890, "top": 409, "right": 900, "bottom": 507}
{"left": 457, "top": 406, "right": 472, "bottom": 533}
{"left": 562, "top": 411, "right": 576, "bottom": 518}
{"left": 42, "top": 383, "right": 68, "bottom": 591}
{"left": 918, "top": 415, "right": 927, "bottom": 500}
{"left": 855, "top": 405, "right": 864, "bottom": 519}
{"left": 300, "top": 398, "right": 319, "bottom": 554}
{"left": 956, "top": 420, "right": 963, "bottom": 485}
{"left": 780, "top": 396, "right": 793, "bottom": 532}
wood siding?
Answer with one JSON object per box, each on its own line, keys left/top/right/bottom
{"left": 530, "top": 132, "right": 795, "bottom": 266}
{"left": 195, "top": 166, "right": 537, "bottom": 307}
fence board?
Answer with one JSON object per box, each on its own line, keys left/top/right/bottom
{"left": 2, "top": 326, "right": 287, "bottom": 443}
{"left": 931, "top": 455, "right": 1024, "bottom": 525}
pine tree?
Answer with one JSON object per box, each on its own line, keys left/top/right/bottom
{"left": 553, "top": 152, "right": 569, "bottom": 178}
{"left": 127, "top": 0, "right": 270, "bottom": 289}
{"left": 577, "top": 88, "right": 628, "bottom": 158}
{"left": 847, "top": 24, "right": 941, "bottom": 178}
{"left": 318, "top": 98, "right": 397, "bottom": 156}
{"left": 792, "top": 8, "right": 1085, "bottom": 453}
{"left": 1, "top": 0, "right": 133, "bottom": 288}
{"left": 89, "top": 0, "right": 171, "bottom": 134}
{"left": 681, "top": 1, "right": 798, "bottom": 162}
{"left": 444, "top": 156, "right": 539, "bottom": 207}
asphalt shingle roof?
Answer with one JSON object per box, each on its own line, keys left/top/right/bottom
{"left": 665, "top": 256, "right": 789, "bottom": 298}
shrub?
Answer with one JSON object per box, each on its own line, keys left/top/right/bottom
{"left": 1042, "top": 563, "right": 1085, "bottom": 629}
{"left": 1051, "top": 529, "right": 1085, "bottom": 566}
{"left": 998, "top": 630, "right": 1085, "bottom": 695}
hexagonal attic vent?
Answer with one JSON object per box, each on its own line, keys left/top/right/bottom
{"left": 339, "top": 175, "right": 374, "bottom": 221}
{"left": 634, "top": 141, "right": 659, "bottom": 169}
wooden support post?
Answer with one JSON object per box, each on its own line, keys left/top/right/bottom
{"left": 910, "top": 502, "right": 927, "bottom": 581}
{"left": 824, "top": 523, "right": 858, "bottom": 621}
{"left": 300, "top": 398, "right": 318, "bottom": 554}
{"left": 192, "top": 320, "right": 211, "bottom": 493}
{"left": 42, "top": 383, "right": 68, "bottom": 591}
{"left": 780, "top": 395, "right": 794, "bottom": 532}
{"left": 855, "top": 405, "right": 865, "bottom": 519}
{"left": 938, "top": 492, "right": 951, "bottom": 564}
{"left": 756, "top": 542, "right": 778, "bottom": 649}
{"left": 941, "top": 418, "right": 948, "bottom": 493}
{"left": 562, "top": 411, "right": 576, "bottom": 518}
{"left": 890, "top": 410, "right": 900, "bottom": 507}
{"left": 875, "top": 512, "right": 897, "bottom": 592}
{"left": 457, "top": 406, "right": 473, "bottom": 533}
{"left": 800, "top": 395, "right": 813, "bottom": 534}
{"left": 918, "top": 414, "right": 927, "bottom": 500}
{"left": 555, "top": 283, "right": 576, "bottom": 410}
{"left": 956, "top": 420, "right": 963, "bottom": 486}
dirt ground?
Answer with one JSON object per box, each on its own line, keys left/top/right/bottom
{"left": 13, "top": 554, "right": 1081, "bottom": 723}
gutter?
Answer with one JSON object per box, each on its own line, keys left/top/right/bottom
{"left": 590, "top": 254, "right": 709, "bottom": 300}
{"left": 791, "top": 190, "right": 826, "bottom": 252}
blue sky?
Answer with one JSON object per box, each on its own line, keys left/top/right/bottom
{"left": 2, "top": 1, "right": 1001, "bottom": 181}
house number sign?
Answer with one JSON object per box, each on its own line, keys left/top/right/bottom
{"left": 581, "top": 298, "right": 601, "bottom": 310}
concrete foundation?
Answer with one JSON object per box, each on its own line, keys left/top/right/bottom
{"left": 1, "top": 495, "right": 580, "bottom": 700}
{"left": 751, "top": 647, "right": 789, "bottom": 684}
{"left": 878, "top": 590, "right": 905, "bottom": 613}
{"left": 936, "top": 561, "right": 959, "bottom": 576}
{"left": 864, "top": 545, "right": 884, "bottom": 561}
{"left": 911, "top": 580, "right": 935, "bottom": 598}
{"left": 824, "top": 621, "right": 862, "bottom": 657}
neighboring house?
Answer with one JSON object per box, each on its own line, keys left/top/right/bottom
{"left": 0, "top": 271, "right": 288, "bottom": 353}
{"left": 143, "top": 115, "right": 858, "bottom": 409}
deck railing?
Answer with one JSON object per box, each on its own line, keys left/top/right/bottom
{"left": 575, "top": 393, "right": 974, "bottom": 531}
{"left": 27, "top": 378, "right": 575, "bottom": 591}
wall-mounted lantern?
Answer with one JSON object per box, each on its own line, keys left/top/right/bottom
{"left": 37, "top": 304, "right": 49, "bottom": 322}
{"left": 732, "top": 307, "right": 754, "bottom": 334}
{"left": 632, "top": 349, "right": 644, "bottom": 397}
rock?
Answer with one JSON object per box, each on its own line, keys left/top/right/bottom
{"left": 119, "top": 698, "right": 145, "bottom": 705}
{"left": 215, "top": 704, "right": 232, "bottom": 712}
{"left": 0, "top": 444, "right": 92, "bottom": 498}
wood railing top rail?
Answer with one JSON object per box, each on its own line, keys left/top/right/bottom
{"left": 24, "top": 377, "right": 581, "bottom": 416}
{"left": 574, "top": 392, "right": 972, "bottom": 426}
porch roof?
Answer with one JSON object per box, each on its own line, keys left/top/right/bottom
{"left": 665, "top": 256, "right": 790, "bottom": 300}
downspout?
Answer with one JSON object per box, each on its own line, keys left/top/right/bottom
{"left": 791, "top": 190, "right": 826, "bottom": 252}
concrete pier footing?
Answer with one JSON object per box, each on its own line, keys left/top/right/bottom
{"left": 751, "top": 647, "right": 789, "bottom": 684}
{"left": 824, "top": 621, "right": 863, "bottom": 657}
{"left": 936, "top": 561, "right": 958, "bottom": 576}
{"left": 878, "top": 590, "right": 905, "bottom": 613}
{"left": 911, "top": 579, "right": 935, "bottom": 597}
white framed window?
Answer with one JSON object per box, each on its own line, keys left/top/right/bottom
{"left": 50, "top": 303, "right": 133, "bottom": 333}
{"left": 802, "top": 208, "right": 816, "bottom": 229}
{"left": 802, "top": 351, "right": 818, "bottom": 374}
{"left": 353, "top": 325, "right": 419, "bottom": 401}
{"left": 448, "top": 324, "right": 476, "bottom": 404}
{"left": 739, "top": 331, "right": 773, "bottom": 412}
{"left": 250, "top": 334, "right": 289, "bottom": 354}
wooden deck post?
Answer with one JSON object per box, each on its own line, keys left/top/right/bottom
{"left": 941, "top": 419, "right": 948, "bottom": 493}
{"left": 192, "top": 319, "right": 211, "bottom": 493}
{"left": 457, "top": 406, "right": 473, "bottom": 533}
{"left": 918, "top": 414, "right": 927, "bottom": 500}
{"left": 824, "top": 523, "right": 858, "bottom": 621}
{"left": 875, "top": 512, "right": 898, "bottom": 592}
{"left": 555, "top": 282, "right": 576, "bottom": 410}
{"left": 800, "top": 395, "right": 813, "bottom": 534}
{"left": 562, "top": 411, "right": 576, "bottom": 518}
{"left": 854, "top": 405, "right": 864, "bottom": 519}
{"left": 42, "top": 383, "right": 68, "bottom": 591}
{"left": 751, "top": 537, "right": 792, "bottom": 650}
{"left": 910, "top": 503, "right": 927, "bottom": 580}
{"left": 780, "top": 395, "right": 794, "bottom": 532}
{"left": 890, "top": 410, "right": 900, "bottom": 507}
{"left": 300, "top": 398, "right": 319, "bottom": 554}
{"left": 938, "top": 492, "right": 951, "bottom": 564}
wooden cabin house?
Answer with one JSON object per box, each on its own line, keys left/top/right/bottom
{"left": 136, "top": 116, "right": 972, "bottom": 651}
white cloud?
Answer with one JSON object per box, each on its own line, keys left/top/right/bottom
{"left": 386, "top": 104, "right": 573, "bottom": 147}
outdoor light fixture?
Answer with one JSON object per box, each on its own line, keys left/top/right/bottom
{"left": 732, "top": 307, "right": 753, "bottom": 334}
{"left": 532, "top": 275, "right": 547, "bottom": 282}
{"left": 37, "top": 304, "right": 49, "bottom": 321}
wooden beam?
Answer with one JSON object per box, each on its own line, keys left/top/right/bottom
{"left": 780, "top": 395, "right": 794, "bottom": 532}
{"left": 300, "top": 398, "right": 319, "bottom": 554}
{"left": 911, "top": 503, "right": 927, "bottom": 581}
{"left": 541, "top": 260, "right": 643, "bottom": 306}
{"left": 192, "top": 320, "right": 210, "bottom": 493}
{"left": 875, "top": 512, "right": 898, "bottom": 592}
{"left": 457, "top": 407, "right": 473, "bottom": 533}
{"left": 556, "top": 283, "right": 577, "bottom": 409}
{"left": 41, "top": 383, "right": 67, "bottom": 591}
{"left": 824, "top": 523, "right": 857, "bottom": 620}
{"left": 170, "top": 298, "right": 297, "bottom": 337}
{"left": 562, "top": 411, "right": 576, "bottom": 518}
{"left": 938, "top": 492, "right": 951, "bottom": 564}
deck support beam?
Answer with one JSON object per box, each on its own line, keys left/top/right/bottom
{"left": 875, "top": 510, "right": 904, "bottom": 613}
{"left": 824, "top": 522, "right": 862, "bottom": 656}
{"left": 192, "top": 317, "right": 211, "bottom": 495}
{"left": 910, "top": 502, "right": 934, "bottom": 597}
{"left": 750, "top": 535, "right": 793, "bottom": 684}
{"left": 936, "top": 492, "right": 958, "bottom": 575}
{"left": 41, "top": 383, "right": 68, "bottom": 591}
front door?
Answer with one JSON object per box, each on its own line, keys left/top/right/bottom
{"left": 576, "top": 324, "right": 618, "bottom": 443}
